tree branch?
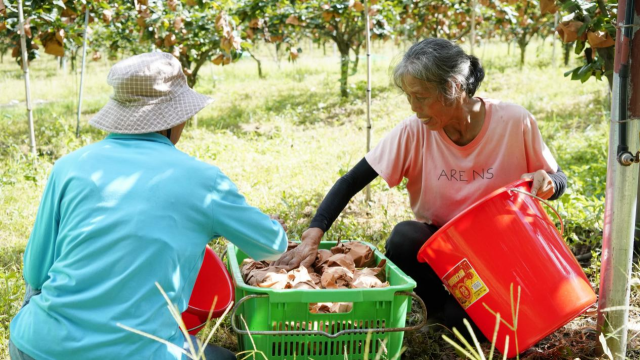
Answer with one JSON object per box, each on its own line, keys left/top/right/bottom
{"left": 189, "top": 48, "right": 214, "bottom": 88}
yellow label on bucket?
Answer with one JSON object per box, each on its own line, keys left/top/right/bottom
{"left": 442, "top": 259, "right": 488, "bottom": 309}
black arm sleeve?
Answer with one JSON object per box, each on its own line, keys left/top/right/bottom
{"left": 548, "top": 166, "right": 567, "bottom": 201}
{"left": 309, "top": 157, "right": 379, "bottom": 232}
{"left": 309, "top": 158, "right": 567, "bottom": 230}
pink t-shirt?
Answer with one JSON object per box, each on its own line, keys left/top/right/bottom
{"left": 365, "top": 98, "right": 558, "bottom": 227}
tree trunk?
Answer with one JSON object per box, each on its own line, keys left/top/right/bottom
{"left": 188, "top": 60, "right": 205, "bottom": 88}
{"left": 564, "top": 43, "right": 571, "bottom": 66}
{"left": 518, "top": 35, "right": 528, "bottom": 67}
{"left": 596, "top": 46, "right": 614, "bottom": 91}
{"left": 248, "top": 51, "right": 264, "bottom": 78}
{"left": 186, "top": 73, "right": 196, "bottom": 88}
{"left": 274, "top": 43, "right": 281, "bottom": 69}
{"left": 350, "top": 43, "right": 361, "bottom": 76}
{"left": 70, "top": 51, "right": 77, "bottom": 72}
{"left": 186, "top": 50, "right": 213, "bottom": 88}
{"left": 59, "top": 56, "right": 66, "bottom": 71}
{"left": 337, "top": 44, "right": 350, "bottom": 98}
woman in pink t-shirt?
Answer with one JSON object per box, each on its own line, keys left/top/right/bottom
{"left": 276, "top": 38, "right": 567, "bottom": 339}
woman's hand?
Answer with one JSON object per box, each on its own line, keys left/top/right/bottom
{"left": 273, "top": 228, "right": 324, "bottom": 270}
{"left": 521, "top": 170, "right": 555, "bottom": 200}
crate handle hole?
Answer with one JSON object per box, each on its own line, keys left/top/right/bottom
{"left": 309, "top": 302, "right": 354, "bottom": 314}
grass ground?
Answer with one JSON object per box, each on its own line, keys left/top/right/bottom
{"left": 0, "top": 39, "right": 637, "bottom": 359}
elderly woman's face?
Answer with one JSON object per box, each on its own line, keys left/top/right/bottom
{"left": 403, "top": 76, "right": 451, "bottom": 130}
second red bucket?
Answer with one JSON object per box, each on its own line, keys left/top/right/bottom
{"left": 417, "top": 179, "right": 595, "bottom": 358}
{"left": 182, "top": 246, "right": 234, "bottom": 335}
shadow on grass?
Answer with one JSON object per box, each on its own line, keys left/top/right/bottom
{"left": 197, "top": 83, "right": 390, "bottom": 131}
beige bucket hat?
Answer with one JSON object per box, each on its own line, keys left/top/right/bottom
{"left": 89, "top": 52, "right": 213, "bottom": 134}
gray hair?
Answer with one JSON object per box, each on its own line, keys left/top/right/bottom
{"left": 393, "top": 38, "right": 485, "bottom": 105}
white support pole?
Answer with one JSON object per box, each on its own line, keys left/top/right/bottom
{"left": 76, "top": 5, "right": 90, "bottom": 138}
{"left": 597, "top": 0, "right": 639, "bottom": 357}
{"left": 599, "top": 76, "right": 639, "bottom": 360}
{"left": 364, "top": 0, "right": 372, "bottom": 203}
{"left": 470, "top": 0, "right": 475, "bottom": 55}
{"left": 18, "top": 0, "right": 36, "bottom": 156}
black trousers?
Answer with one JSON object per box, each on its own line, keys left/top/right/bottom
{"left": 385, "top": 220, "right": 485, "bottom": 341}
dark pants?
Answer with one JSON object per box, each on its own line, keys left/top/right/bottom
{"left": 385, "top": 220, "right": 485, "bottom": 342}
{"left": 9, "top": 341, "right": 36, "bottom": 360}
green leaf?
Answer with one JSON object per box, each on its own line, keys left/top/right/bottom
{"left": 575, "top": 39, "right": 585, "bottom": 55}
{"left": 40, "top": 13, "right": 55, "bottom": 22}
{"left": 594, "top": 70, "right": 602, "bottom": 81}
{"left": 570, "top": 66, "right": 583, "bottom": 81}
{"left": 603, "top": 23, "right": 616, "bottom": 35}
{"left": 52, "top": 0, "right": 65, "bottom": 8}
{"left": 577, "top": 21, "right": 589, "bottom": 36}
{"left": 578, "top": 64, "right": 593, "bottom": 77}
{"left": 579, "top": 64, "right": 593, "bottom": 83}
{"left": 564, "top": 66, "right": 581, "bottom": 77}
{"left": 580, "top": 2, "right": 597, "bottom": 12}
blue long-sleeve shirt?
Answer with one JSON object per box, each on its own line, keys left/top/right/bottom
{"left": 10, "top": 133, "right": 287, "bottom": 359}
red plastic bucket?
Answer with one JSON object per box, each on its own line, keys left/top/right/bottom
{"left": 182, "top": 246, "right": 234, "bottom": 335}
{"left": 417, "top": 179, "right": 595, "bottom": 358}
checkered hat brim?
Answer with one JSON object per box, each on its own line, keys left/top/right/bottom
{"left": 89, "top": 52, "right": 213, "bottom": 134}
{"left": 90, "top": 88, "right": 213, "bottom": 134}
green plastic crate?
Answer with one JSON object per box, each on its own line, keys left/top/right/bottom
{"left": 227, "top": 241, "right": 425, "bottom": 360}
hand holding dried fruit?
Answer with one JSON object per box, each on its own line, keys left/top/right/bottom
{"left": 273, "top": 228, "right": 323, "bottom": 270}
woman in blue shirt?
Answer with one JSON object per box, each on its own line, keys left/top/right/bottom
{"left": 9, "top": 52, "right": 288, "bottom": 360}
